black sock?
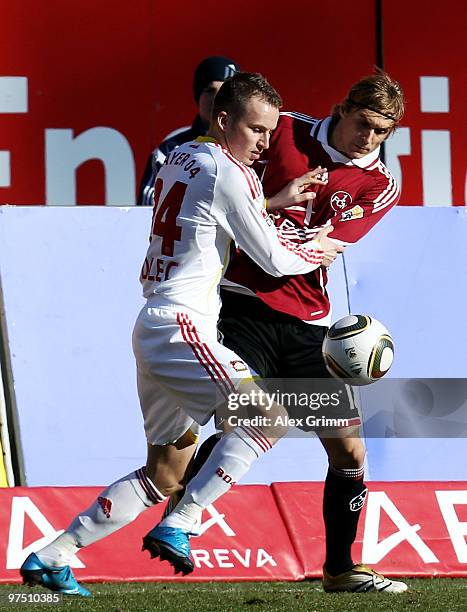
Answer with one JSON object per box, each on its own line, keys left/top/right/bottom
{"left": 323, "top": 465, "right": 367, "bottom": 576}
{"left": 190, "top": 434, "right": 221, "bottom": 478}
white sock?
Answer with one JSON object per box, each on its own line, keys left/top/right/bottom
{"left": 33, "top": 532, "right": 78, "bottom": 568}
{"left": 36, "top": 467, "right": 166, "bottom": 567}
{"left": 161, "top": 426, "right": 270, "bottom": 531}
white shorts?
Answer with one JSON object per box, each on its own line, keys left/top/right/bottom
{"left": 132, "top": 304, "right": 254, "bottom": 445}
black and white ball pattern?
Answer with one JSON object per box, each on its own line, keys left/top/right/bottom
{"left": 322, "top": 315, "right": 394, "bottom": 385}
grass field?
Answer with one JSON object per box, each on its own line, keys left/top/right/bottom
{"left": 0, "top": 579, "right": 466, "bottom": 612}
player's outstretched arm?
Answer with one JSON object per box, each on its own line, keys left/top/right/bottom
{"left": 218, "top": 203, "right": 326, "bottom": 277}
{"left": 213, "top": 162, "right": 332, "bottom": 277}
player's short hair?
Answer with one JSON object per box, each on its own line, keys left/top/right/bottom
{"left": 333, "top": 69, "right": 405, "bottom": 126}
{"left": 212, "top": 72, "right": 282, "bottom": 122}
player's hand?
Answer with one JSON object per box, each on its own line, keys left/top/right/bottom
{"left": 266, "top": 166, "right": 328, "bottom": 211}
{"left": 313, "top": 225, "right": 346, "bottom": 268}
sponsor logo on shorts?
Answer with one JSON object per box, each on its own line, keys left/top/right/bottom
{"left": 98, "top": 496, "right": 112, "bottom": 518}
{"left": 341, "top": 204, "right": 364, "bottom": 221}
{"left": 349, "top": 488, "right": 368, "bottom": 511}
{"left": 261, "top": 209, "right": 276, "bottom": 227}
{"left": 230, "top": 360, "right": 249, "bottom": 372}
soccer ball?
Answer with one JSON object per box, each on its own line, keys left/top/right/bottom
{"left": 322, "top": 314, "right": 394, "bottom": 385}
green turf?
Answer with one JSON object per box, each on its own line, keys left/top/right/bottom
{"left": 0, "top": 579, "right": 466, "bottom": 612}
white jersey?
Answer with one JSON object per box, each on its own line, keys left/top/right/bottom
{"left": 140, "top": 137, "right": 324, "bottom": 318}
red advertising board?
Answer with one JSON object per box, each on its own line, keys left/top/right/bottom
{"left": 272, "top": 481, "right": 467, "bottom": 578}
{"left": 383, "top": 1, "right": 467, "bottom": 206}
{"left": 0, "top": 2, "right": 465, "bottom": 206}
{"left": 1, "top": 482, "right": 466, "bottom": 584}
{"left": 0, "top": 1, "right": 374, "bottom": 206}
{"left": 0, "top": 485, "right": 302, "bottom": 584}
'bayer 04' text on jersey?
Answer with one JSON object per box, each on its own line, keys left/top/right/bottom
{"left": 225, "top": 112, "right": 401, "bottom": 324}
{"left": 140, "top": 137, "right": 325, "bottom": 319}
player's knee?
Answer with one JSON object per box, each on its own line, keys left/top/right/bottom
{"left": 144, "top": 466, "right": 184, "bottom": 496}
{"left": 157, "top": 482, "right": 184, "bottom": 497}
{"left": 347, "top": 444, "right": 366, "bottom": 467}
{"left": 329, "top": 440, "right": 366, "bottom": 469}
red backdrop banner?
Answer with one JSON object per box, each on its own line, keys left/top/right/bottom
{"left": 272, "top": 481, "right": 467, "bottom": 578}
{"left": 1, "top": 482, "right": 466, "bottom": 584}
{"left": 0, "top": 485, "right": 303, "bottom": 583}
{"left": 0, "top": 1, "right": 373, "bottom": 206}
{"left": 0, "top": 1, "right": 464, "bottom": 206}
{"left": 383, "top": 0, "right": 467, "bottom": 206}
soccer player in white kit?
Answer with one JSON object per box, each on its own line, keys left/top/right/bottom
{"left": 20, "top": 73, "right": 343, "bottom": 593}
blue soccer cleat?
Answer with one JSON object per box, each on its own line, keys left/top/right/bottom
{"left": 20, "top": 552, "right": 91, "bottom": 597}
{"left": 142, "top": 525, "right": 194, "bottom": 575}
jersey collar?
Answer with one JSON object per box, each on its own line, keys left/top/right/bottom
{"left": 313, "top": 116, "right": 380, "bottom": 169}
{"left": 195, "top": 136, "right": 219, "bottom": 144}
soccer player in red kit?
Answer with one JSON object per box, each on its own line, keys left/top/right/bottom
{"left": 216, "top": 71, "right": 408, "bottom": 593}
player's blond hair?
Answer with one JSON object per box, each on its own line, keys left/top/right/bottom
{"left": 333, "top": 70, "right": 405, "bottom": 126}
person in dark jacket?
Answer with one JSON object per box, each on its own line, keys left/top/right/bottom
{"left": 137, "top": 55, "right": 240, "bottom": 206}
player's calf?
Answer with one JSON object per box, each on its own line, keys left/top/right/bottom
{"left": 162, "top": 433, "right": 221, "bottom": 519}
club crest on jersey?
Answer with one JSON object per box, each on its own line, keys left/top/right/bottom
{"left": 330, "top": 191, "right": 352, "bottom": 211}
{"left": 341, "top": 205, "right": 364, "bottom": 222}
{"left": 230, "top": 360, "right": 249, "bottom": 372}
{"left": 349, "top": 488, "right": 368, "bottom": 511}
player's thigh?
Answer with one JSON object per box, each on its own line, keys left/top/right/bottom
{"left": 281, "top": 372, "right": 361, "bottom": 436}
{"left": 133, "top": 305, "right": 254, "bottom": 441}
{"left": 276, "top": 321, "right": 360, "bottom": 432}
{"left": 281, "top": 321, "right": 328, "bottom": 377}
{"left": 135, "top": 364, "right": 196, "bottom": 446}
{"left": 219, "top": 290, "right": 280, "bottom": 378}
{"left": 319, "top": 429, "right": 366, "bottom": 468}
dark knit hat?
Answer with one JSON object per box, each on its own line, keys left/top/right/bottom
{"left": 193, "top": 56, "right": 240, "bottom": 103}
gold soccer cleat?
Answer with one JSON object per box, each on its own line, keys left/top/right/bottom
{"left": 322, "top": 564, "right": 408, "bottom": 593}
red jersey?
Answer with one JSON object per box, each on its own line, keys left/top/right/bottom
{"left": 225, "top": 112, "right": 400, "bottom": 323}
